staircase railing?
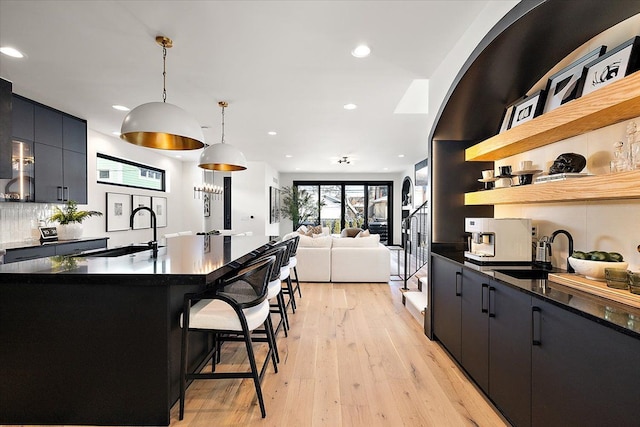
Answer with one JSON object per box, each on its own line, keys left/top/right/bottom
{"left": 401, "top": 200, "right": 429, "bottom": 290}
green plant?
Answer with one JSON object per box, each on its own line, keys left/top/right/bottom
{"left": 279, "top": 186, "right": 321, "bottom": 229}
{"left": 49, "top": 200, "right": 102, "bottom": 225}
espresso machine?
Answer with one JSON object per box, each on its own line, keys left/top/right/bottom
{"left": 464, "top": 218, "right": 532, "bottom": 265}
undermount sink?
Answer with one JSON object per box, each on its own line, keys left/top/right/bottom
{"left": 494, "top": 269, "right": 549, "bottom": 280}
{"left": 78, "top": 245, "right": 156, "bottom": 258}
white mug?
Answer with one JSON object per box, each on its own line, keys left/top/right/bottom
{"left": 520, "top": 160, "right": 533, "bottom": 171}
{"left": 482, "top": 169, "right": 494, "bottom": 179}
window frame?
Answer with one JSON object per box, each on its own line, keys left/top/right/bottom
{"left": 96, "top": 153, "right": 166, "bottom": 192}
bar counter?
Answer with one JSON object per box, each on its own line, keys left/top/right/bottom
{"left": 0, "top": 235, "right": 272, "bottom": 426}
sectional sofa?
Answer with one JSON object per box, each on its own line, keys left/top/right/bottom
{"left": 284, "top": 229, "right": 391, "bottom": 282}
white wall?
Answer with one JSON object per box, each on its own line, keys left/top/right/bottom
{"left": 231, "top": 161, "right": 280, "bottom": 237}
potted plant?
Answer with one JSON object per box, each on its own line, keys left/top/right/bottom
{"left": 279, "top": 186, "right": 322, "bottom": 230}
{"left": 49, "top": 200, "right": 102, "bottom": 240}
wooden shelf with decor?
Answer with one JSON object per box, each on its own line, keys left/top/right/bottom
{"left": 465, "top": 169, "right": 640, "bottom": 205}
{"left": 465, "top": 71, "right": 640, "bottom": 162}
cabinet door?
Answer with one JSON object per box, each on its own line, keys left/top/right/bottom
{"left": 489, "top": 280, "right": 532, "bottom": 427}
{"left": 62, "top": 115, "right": 86, "bottom": 154}
{"left": 432, "top": 256, "right": 462, "bottom": 361}
{"left": 55, "top": 239, "right": 107, "bottom": 256}
{"left": 461, "top": 268, "right": 489, "bottom": 393}
{"left": 34, "top": 142, "right": 63, "bottom": 202}
{"left": 532, "top": 299, "right": 640, "bottom": 426}
{"left": 11, "top": 95, "right": 34, "bottom": 141}
{"left": 34, "top": 104, "right": 62, "bottom": 148}
{"left": 4, "top": 245, "right": 56, "bottom": 263}
{"left": 64, "top": 149, "right": 87, "bottom": 203}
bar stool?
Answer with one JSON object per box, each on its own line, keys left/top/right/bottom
{"left": 179, "top": 255, "right": 277, "bottom": 419}
{"left": 275, "top": 239, "right": 297, "bottom": 313}
{"left": 287, "top": 235, "right": 302, "bottom": 299}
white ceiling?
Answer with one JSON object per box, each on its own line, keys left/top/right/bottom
{"left": 0, "top": 0, "right": 505, "bottom": 174}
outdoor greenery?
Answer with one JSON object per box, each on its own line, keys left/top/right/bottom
{"left": 49, "top": 200, "right": 103, "bottom": 225}
{"left": 279, "top": 186, "right": 321, "bottom": 229}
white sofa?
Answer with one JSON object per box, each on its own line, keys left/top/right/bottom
{"left": 287, "top": 231, "right": 390, "bottom": 283}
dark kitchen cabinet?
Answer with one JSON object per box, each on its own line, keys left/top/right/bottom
{"left": 11, "top": 95, "right": 34, "bottom": 141}
{"left": 432, "top": 255, "right": 462, "bottom": 361}
{"left": 34, "top": 104, "right": 63, "bottom": 148}
{"left": 460, "top": 268, "right": 490, "bottom": 393}
{"left": 489, "top": 280, "right": 532, "bottom": 427}
{"left": 0, "top": 78, "right": 11, "bottom": 179}
{"left": 4, "top": 238, "right": 107, "bottom": 263}
{"left": 34, "top": 142, "right": 64, "bottom": 202}
{"left": 531, "top": 298, "right": 640, "bottom": 427}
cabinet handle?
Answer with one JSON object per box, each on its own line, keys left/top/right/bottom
{"left": 63, "top": 186, "right": 69, "bottom": 201}
{"left": 455, "top": 272, "right": 462, "bottom": 296}
{"left": 481, "top": 283, "right": 489, "bottom": 313}
{"left": 532, "top": 306, "right": 542, "bottom": 345}
{"left": 488, "top": 286, "right": 496, "bottom": 317}
{"left": 57, "top": 186, "right": 64, "bottom": 201}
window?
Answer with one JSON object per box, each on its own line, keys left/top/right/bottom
{"left": 96, "top": 153, "right": 166, "bottom": 191}
{"left": 294, "top": 181, "right": 393, "bottom": 245}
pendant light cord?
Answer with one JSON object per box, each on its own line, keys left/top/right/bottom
{"left": 162, "top": 41, "right": 167, "bottom": 103}
{"left": 220, "top": 104, "right": 225, "bottom": 144}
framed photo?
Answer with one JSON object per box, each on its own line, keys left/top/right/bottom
{"left": 131, "top": 195, "right": 151, "bottom": 229}
{"left": 582, "top": 36, "right": 640, "bottom": 96}
{"left": 498, "top": 97, "right": 523, "bottom": 133}
{"left": 203, "top": 194, "right": 211, "bottom": 217}
{"left": 152, "top": 196, "right": 167, "bottom": 228}
{"left": 269, "top": 186, "right": 280, "bottom": 224}
{"left": 509, "top": 90, "right": 546, "bottom": 128}
{"left": 543, "top": 45, "right": 606, "bottom": 113}
{"left": 106, "top": 192, "right": 132, "bottom": 232}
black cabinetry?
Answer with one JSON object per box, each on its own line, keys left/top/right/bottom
{"left": 432, "top": 255, "right": 462, "bottom": 360}
{"left": 3, "top": 238, "right": 107, "bottom": 263}
{"left": 460, "top": 268, "right": 489, "bottom": 393}
{"left": 488, "top": 280, "right": 532, "bottom": 427}
{"left": 0, "top": 78, "right": 11, "bottom": 179}
{"left": 531, "top": 298, "right": 640, "bottom": 427}
{"left": 9, "top": 94, "right": 87, "bottom": 204}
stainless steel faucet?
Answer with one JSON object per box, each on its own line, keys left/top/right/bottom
{"left": 130, "top": 206, "right": 158, "bottom": 258}
{"left": 550, "top": 229, "right": 574, "bottom": 273}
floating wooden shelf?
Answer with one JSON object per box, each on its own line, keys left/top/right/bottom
{"left": 466, "top": 71, "right": 640, "bottom": 162}
{"left": 465, "top": 170, "right": 640, "bottom": 205}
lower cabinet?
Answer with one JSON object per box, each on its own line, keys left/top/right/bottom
{"left": 432, "top": 255, "right": 462, "bottom": 360}
{"left": 531, "top": 298, "right": 640, "bottom": 427}
{"left": 4, "top": 239, "right": 107, "bottom": 263}
{"left": 460, "top": 268, "right": 489, "bottom": 393}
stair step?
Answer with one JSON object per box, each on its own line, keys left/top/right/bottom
{"left": 404, "top": 290, "right": 427, "bottom": 325}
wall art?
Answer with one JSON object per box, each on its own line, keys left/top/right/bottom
{"left": 582, "top": 36, "right": 640, "bottom": 96}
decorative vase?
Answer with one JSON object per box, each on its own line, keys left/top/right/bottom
{"left": 57, "top": 223, "right": 83, "bottom": 240}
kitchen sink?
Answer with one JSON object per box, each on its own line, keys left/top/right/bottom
{"left": 494, "top": 269, "right": 549, "bottom": 280}
{"left": 77, "top": 245, "right": 156, "bottom": 258}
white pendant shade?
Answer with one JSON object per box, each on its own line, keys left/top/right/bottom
{"left": 199, "top": 142, "right": 247, "bottom": 171}
{"left": 120, "top": 102, "right": 205, "bottom": 150}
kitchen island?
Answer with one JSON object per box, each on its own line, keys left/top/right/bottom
{"left": 0, "top": 234, "right": 272, "bottom": 426}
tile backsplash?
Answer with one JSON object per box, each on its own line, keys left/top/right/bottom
{"left": 0, "top": 203, "right": 55, "bottom": 244}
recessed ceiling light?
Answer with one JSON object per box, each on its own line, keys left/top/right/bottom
{"left": 398, "top": 154, "right": 405, "bottom": 158}
{"left": 175, "top": 155, "right": 182, "bottom": 158}
{"left": 268, "top": 131, "right": 277, "bottom": 136}
{"left": 285, "top": 154, "right": 293, "bottom": 158}
{"left": 343, "top": 103, "right": 357, "bottom": 110}
{"left": 351, "top": 45, "right": 371, "bottom": 58}
{"left": 295, "top": 167, "right": 301, "bottom": 171}
{"left": 0, "top": 46, "right": 24, "bottom": 58}
{"left": 112, "top": 105, "right": 130, "bottom": 111}
{"left": 111, "top": 131, "right": 121, "bottom": 136}
{"left": 383, "top": 167, "right": 389, "bottom": 171}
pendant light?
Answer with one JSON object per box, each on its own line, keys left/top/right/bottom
{"left": 198, "top": 101, "right": 247, "bottom": 171}
{"left": 120, "top": 36, "right": 204, "bottom": 150}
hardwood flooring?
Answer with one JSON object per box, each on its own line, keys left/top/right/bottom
{"left": 171, "top": 280, "right": 509, "bottom": 427}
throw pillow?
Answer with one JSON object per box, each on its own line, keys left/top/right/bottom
{"left": 340, "top": 227, "right": 363, "bottom": 238}
{"left": 355, "top": 229, "right": 371, "bottom": 238}
{"left": 304, "top": 225, "right": 323, "bottom": 236}
{"left": 296, "top": 225, "right": 308, "bottom": 234}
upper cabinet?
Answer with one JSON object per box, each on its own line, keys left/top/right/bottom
{"left": 465, "top": 71, "right": 640, "bottom": 162}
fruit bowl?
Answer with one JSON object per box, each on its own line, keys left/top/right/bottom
{"left": 568, "top": 258, "right": 628, "bottom": 281}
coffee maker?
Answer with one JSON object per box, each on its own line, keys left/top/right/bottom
{"left": 465, "top": 218, "right": 532, "bottom": 265}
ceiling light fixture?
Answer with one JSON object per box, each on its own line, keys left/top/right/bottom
{"left": 338, "top": 156, "right": 351, "bottom": 164}
{"left": 0, "top": 46, "right": 24, "bottom": 58}
{"left": 198, "top": 101, "right": 247, "bottom": 171}
{"left": 351, "top": 45, "right": 371, "bottom": 58}
{"left": 343, "top": 103, "right": 357, "bottom": 110}
{"left": 120, "top": 36, "right": 204, "bottom": 150}
{"left": 268, "top": 131, "right": 277, "bottom": 136}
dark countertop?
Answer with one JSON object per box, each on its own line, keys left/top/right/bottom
{"left": 0, "top": 234, "right": 272, "bottom": 285}
{"left": 432, "top": 250, "right": 640, "bottom": 339}
{"left": 0, "top": 236, "right": 108, "bottom": 251}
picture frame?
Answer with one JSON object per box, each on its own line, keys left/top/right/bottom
{"left": 498, "top": 97, "right": 523, "bottom": 133}
{"left": 582, "top": 36, "right": 640, "bottom": 96}
{"left": 509, "top": 90, "right": 546, "bottom": 128}
{"left": 269, "top": 186, "right": 280, "bottom": 224}
{"left": 151, "top": 196, "right": 167, "bottom": 228}
{"left": 106, "top": 192, "right": 132, "bottom": 232}
{"left": 131, "top": 194, "right": 151, "bottom": 229}
{"left": 543, "top": 45, "right": 606, "bottom": 113}
{"left": 203, "top": 193, "right": 211, "bottom": 218}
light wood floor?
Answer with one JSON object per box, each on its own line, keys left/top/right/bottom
{"left": 171, "top": 281, "right": 509, "bottom": 427}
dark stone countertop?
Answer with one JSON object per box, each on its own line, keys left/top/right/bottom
{"left": 0, "top": 235, "right": 272, "bottom": 286}
{"left": 432, "top": 250, "right": 640, "bottom": 339}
